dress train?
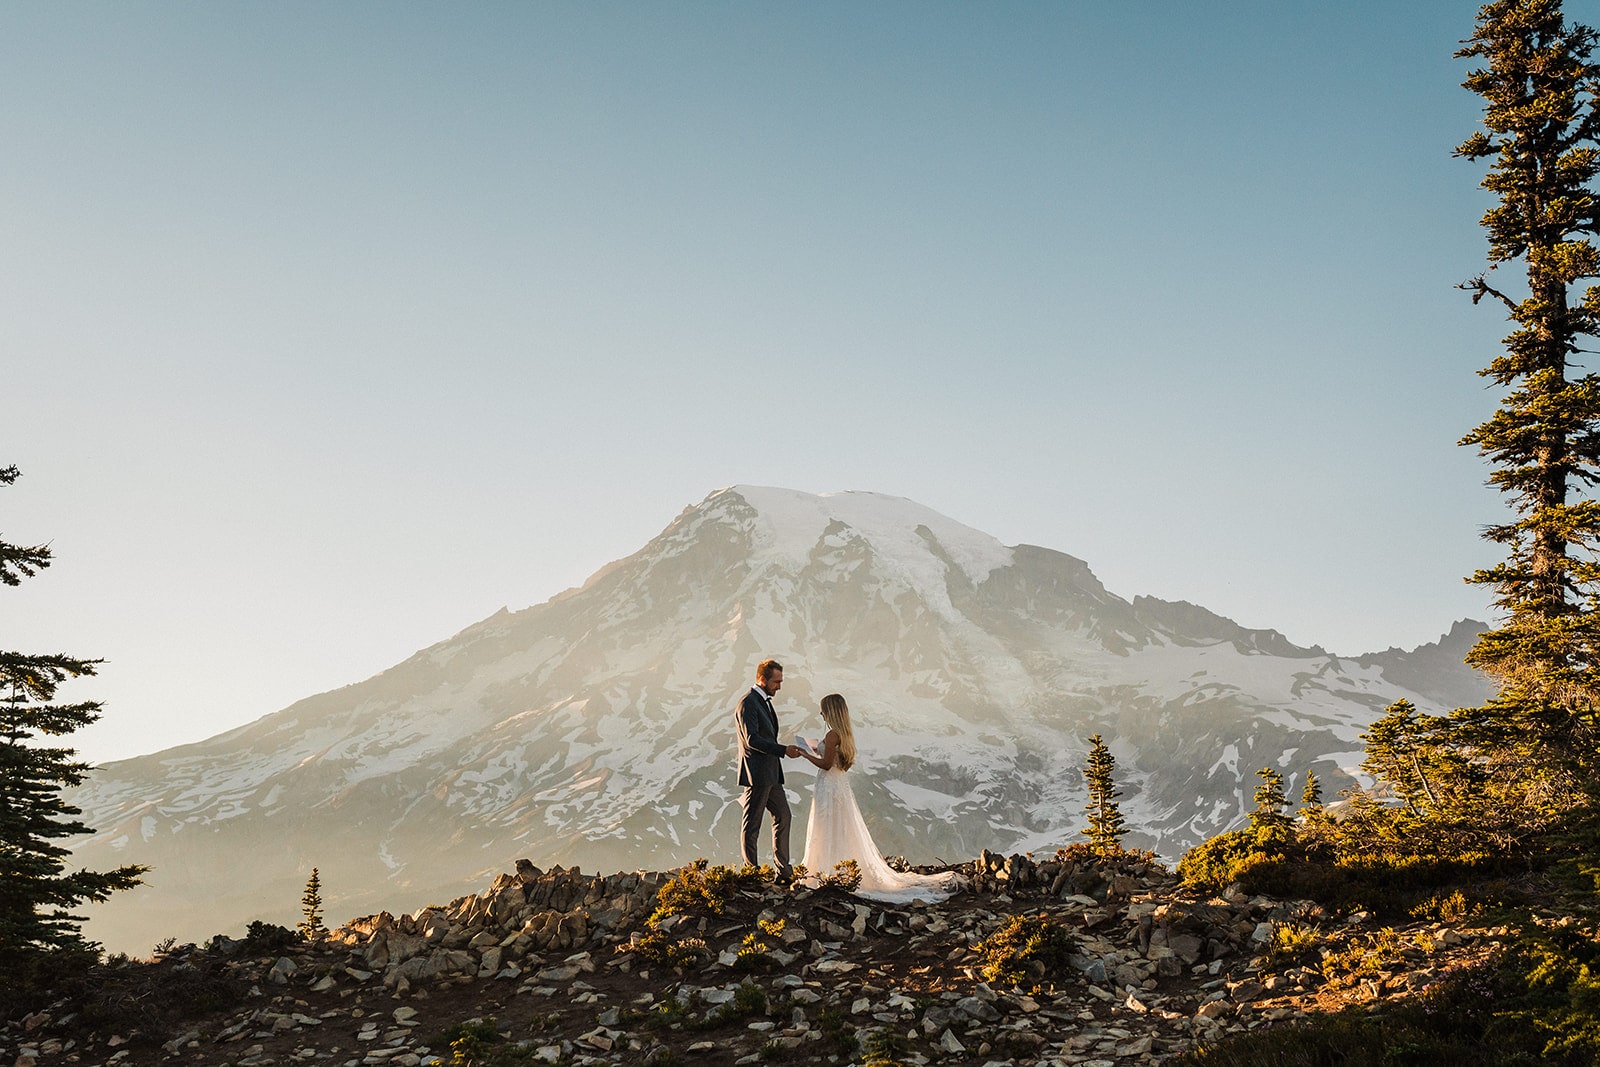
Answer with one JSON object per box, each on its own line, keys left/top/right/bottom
{"left": 800, "top": 767, "right": 963, "bottom": 904}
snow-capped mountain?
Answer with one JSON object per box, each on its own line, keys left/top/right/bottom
{"left": 69, "top": 486, "right": 1491, "bottom": 953}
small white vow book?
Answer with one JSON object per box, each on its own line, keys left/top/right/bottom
{"left": 797, "top": 736, "right": 823, "bottom": 757}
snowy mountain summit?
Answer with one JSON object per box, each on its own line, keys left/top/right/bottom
{"left": 70, "top": 486, "right": 1490, "bottom": 952}
{"left": 722, "top": 485, "right": 1015, "bottom": 598}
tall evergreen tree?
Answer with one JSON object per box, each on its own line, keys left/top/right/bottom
{"left": 0, "top": 466, "right": 145, "bottom": 1007}
{"left": 299, "top": 868, "right": 326, "bottom": 942}
{"left": 1081, "top": 734, "right": 1127, "bottom": 855}
{"left": 1455, "top": 0, "right": 1600, "bottom": 790}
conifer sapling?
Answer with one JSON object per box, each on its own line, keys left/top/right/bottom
{"left": 1081, "top": 734, "right": 1128, "bottom": 855}
{"left": 1249, "top": 767, "right": 1293, "bottom": 845}
{"left": 1300, "top": 771, "right": 1323, "bottom": 811}
{"left": 299, "top": 868, "right": 326, "bottom": 942}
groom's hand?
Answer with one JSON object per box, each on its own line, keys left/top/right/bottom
{"left": 785, "top": 744, "right": 801, "bottom": 758}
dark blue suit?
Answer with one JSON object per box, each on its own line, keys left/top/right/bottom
{"left": 736, "top": 686, "right": 792, "bottom": 874}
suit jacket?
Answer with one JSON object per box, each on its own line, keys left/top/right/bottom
{"left": 736, "top": 686, "right": 787, "bottom": 788}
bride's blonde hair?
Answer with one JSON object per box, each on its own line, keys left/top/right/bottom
{"left": 819, "top": 693, "right": 856, "bottom": 771}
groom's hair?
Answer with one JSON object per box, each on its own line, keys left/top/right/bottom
{"left": 756, "top": 659, "right": 783, "bottom": 682}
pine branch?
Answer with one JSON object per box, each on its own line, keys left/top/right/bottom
{"left": 1459, "top": 274, "right": 1522, "bottom": 314}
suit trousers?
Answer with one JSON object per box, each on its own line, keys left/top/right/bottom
{"left": 739, "top": 782, "right": 792, "bottom": 874}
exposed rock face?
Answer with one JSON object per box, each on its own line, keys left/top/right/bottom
{"left": 67, "top": 486, "right": 1491, "bottom": 952}
{"left": 1352, "top": 618, "right": 1488, "bottom": 708}
{"left": 5, "top": 854, "right": 1517, "bottom": 1067}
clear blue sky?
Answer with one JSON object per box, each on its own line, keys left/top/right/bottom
{"left": 5, "top": 3, "right": 1519, "bottom": 763}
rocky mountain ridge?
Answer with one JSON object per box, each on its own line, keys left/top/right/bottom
{"left": 67, "top": 486, "right": 1493, "bottom": 953}
{"left": 6, "top": 851, "right": 1520, "bottom": 1067}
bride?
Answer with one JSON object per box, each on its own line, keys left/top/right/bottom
{"left": 797, "top": 693, "right": 964, "bottom": 903}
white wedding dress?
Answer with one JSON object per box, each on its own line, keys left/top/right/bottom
{"left": 801, "top": 767, "right": 964, "bottom": 904}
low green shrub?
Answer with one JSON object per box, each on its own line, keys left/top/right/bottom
{"left": 1320, "top": 927, "right": 1405, "bottom": 983}
{"left": 1499, "top": 923, "right": 1600, "bottom": 1062}
{"left": 861, "top": 1027, "right": 912, "bottom": 1066}
{"left": 816, "top": 1007, "right": 859, "bottom": 1056}
{"left": 650, "top": 860, "right": 767, "bottom": 924}
{"left": 976, "top": 912, "right": 1077, "bottom": 990}
{"left": 629, "top": 927, "right": 710, "bottom": 971}
{"left": 71, "top": 950, "right": 248, "bottom": 1035}
{"left": 1178, "top": 827, "right": 1508, "bottom": 919}
{"left": 644, "top": 995, "right": 691, "bottom": 1030}
{"left": 1410, "top": 888, "right": 1482, "bottom": 923}
{"left": 1176, "top": 1011, "right": 1492, "bottom": 1065}
{"left": 441, "top": 1017, "right": 541, "bottom": 1067}
{"left": 241, "top": 920, "right": 299, "bottom": 956}
{"left": 1179, "top": 921, "right": 1600, "bottom": 1066}
{"left": 1176, "top": 829, "right": 1276, "bottom": 893}
{"left": 681, "top": 980, "right": 768, "bottom": 1030}
{"left": 1266, "top": 922, "right": 1323, "bottom": 965}
{"left": 627, "top": 859, "right": 775, "bottom": 973}
{"left": 733, "top": 917, "right": 786, "bottom": 971}
{"left": 730, "top": 980, "right": 767, "bottom": 1016}
{"left": 822, "top": 859, "right": 862, "bottom": 891}
{"left": 0, "top": 944, "right": 100, "bottom": 1021}
{"left": 428, "top": 1016, "right": 498, "bottom": 1047}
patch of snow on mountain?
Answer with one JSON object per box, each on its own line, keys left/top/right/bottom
{"left": 1128, "top": 643, "right": 1316, "bottom": 703}
{"left": 1209, "top": 744, "right": 1241, "bottom": 779}
{"left": 1125, "top": 641, "right": 1441, "bottom": 726}
{"left": 882, "top": 779, "right": 962, "bottom": 821}
{"left": 725, "top": 486, "right": 1013, "bottom": 602}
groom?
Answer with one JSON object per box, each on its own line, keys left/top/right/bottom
{"left": 736, "top": 658, "right": 802, "bottom": 880}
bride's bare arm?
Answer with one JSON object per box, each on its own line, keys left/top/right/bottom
{"left": 803, "top": 729, "right": 841, "bottom": 770}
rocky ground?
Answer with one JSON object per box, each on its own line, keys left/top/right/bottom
{"left": 4, "top": 850, "right": 1517, "bottom": 1067}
